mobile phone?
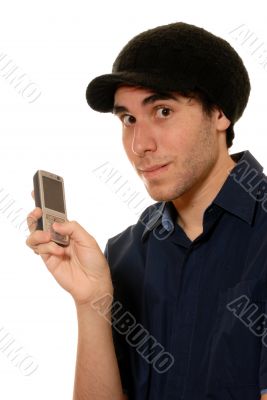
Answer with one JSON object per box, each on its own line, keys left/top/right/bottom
{"left": 33, "top": 170, "right": 69, "bottom": 246}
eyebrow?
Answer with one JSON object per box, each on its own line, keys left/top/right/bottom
{"left": 113, "top": 92, "right": 179, "bottom": 115}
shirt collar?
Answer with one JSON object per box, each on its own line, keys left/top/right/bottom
{"left": 141, "top": 150, "right": 263, "bottom": 242}
{"left": 212, "top": 150, "right": 263, "bottom": 224}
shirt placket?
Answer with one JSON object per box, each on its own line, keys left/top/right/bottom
{"left": 166, "top": 243, "right": 202, "bottom": 400}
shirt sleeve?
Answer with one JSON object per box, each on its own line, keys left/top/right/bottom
{"left": 103, "top": 242, "right": 130, "bottom": 396}
{"left": 261, "top": 388, "right": 267, "bottom": 394}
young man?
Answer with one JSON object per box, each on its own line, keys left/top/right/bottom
{"left": 27, "top": 22, "right": 267, "bottom": 399}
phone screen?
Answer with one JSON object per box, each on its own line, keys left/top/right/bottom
{"left": 42, "top": 176, "right": 65, "bottom": 213}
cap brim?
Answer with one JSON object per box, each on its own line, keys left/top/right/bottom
{"left": 85, "top": 71, "right": 191, "bottom": 113}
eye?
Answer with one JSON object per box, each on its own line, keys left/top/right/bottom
{"left": 155, "top": 107, "right": 172, "bottom": 119}
{"left": 121, "top": 114, "right": 136, "bottom": 127}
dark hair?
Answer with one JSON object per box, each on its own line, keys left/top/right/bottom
{"left": 179, "top": 89, "right": 234, "bottom": 148}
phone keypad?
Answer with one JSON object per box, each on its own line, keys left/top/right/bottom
{"left": 45, "top": 214, "right": 68, "bottom": 242}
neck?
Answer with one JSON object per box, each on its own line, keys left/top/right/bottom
{"left": 172, "top": 152, "right": 236, "bottom": 233}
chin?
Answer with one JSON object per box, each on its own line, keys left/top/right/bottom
{"left": 146, "top": 189, "right": 178, "bottom": 202}
{"left": 145, "top": 182, "right": 189, "bottom": 202}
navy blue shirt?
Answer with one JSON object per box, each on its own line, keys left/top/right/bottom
{"left": 104, "top": 150, "right": 267, "bottom": 400}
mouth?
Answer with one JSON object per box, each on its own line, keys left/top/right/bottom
{"left": 139, "top": 163, "right": 170, "bottom": 179}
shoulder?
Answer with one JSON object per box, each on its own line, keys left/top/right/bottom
{"left": 104, "top": 201, "right": 163, "bottom": 264}
{"left": 107, "top": 201, "right": 163, "bottom": 246}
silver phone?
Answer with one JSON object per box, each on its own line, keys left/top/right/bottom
{"left": 33, "top": 170, "right": 69, "bottom": 246}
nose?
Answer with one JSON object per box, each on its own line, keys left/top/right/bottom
{"left": 131, "top": 121, "right": 157, "bottom": 156}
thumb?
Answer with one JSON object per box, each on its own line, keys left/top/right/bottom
{"left": 52, "top": 220, "right": 95, "bottom": 245}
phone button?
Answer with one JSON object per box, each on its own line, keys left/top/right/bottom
{"left": 45, "top": 214, "right": 68, "bottom": 242}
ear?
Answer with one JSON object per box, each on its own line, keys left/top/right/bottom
{"left": 215, "top": 108, "right": 231, "bottom": 131}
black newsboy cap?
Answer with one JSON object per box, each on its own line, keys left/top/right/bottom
{"left": 86, "top": 22, "right": 250, "bottom": 124}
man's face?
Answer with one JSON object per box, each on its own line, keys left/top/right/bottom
{"left": 113, "top": 85, "right": 222, "bottom": 202}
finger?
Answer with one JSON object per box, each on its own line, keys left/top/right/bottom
{"left": 26, "top": 229, "right": 51, "bottom": 248}
{"left": 27, "top": 208, "right": 42, "bottom": 233}
{"left": 34, "top": 241, "right": 65, "bottom": 257}
{"left": 31, "top": 190, "right": 35, "bottom": 200}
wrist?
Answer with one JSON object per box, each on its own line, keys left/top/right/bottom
{"left": 75, "top": 288, "right": 114, "bottom": 315}
{"left": 75, "top": 295, "right": 114, "bottom": 328}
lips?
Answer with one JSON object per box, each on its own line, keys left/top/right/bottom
{"left": 138, "top": 163, "right": 170, "bottom": 179}
{"left": 139, "top": 163, "right": 169, "bottom": 172}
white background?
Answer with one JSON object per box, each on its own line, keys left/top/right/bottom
{"left": 0, "top": 0, "right": 266, "bottom": 398}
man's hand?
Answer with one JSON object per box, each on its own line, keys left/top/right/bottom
{"left": 261, "top": 394, "right": 267, "bottom": 399}
{"left": 26, "top": 207, "right": 113, "bottom": 305}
